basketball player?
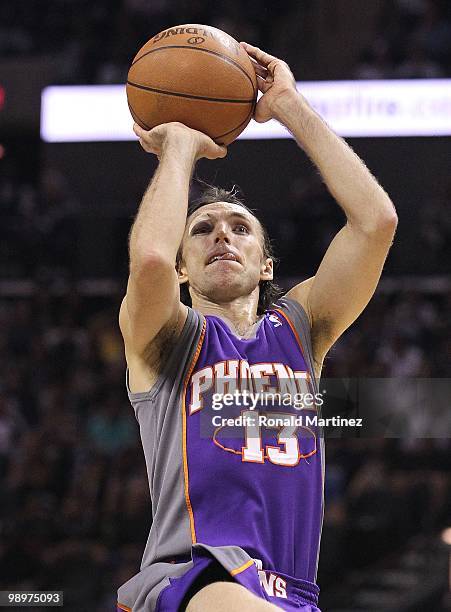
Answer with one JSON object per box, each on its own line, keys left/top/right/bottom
{"left": 117, "top": 43, "right": 397, "bottom": 612}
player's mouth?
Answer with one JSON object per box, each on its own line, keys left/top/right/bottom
{"left": 206, "top": 250, "right": 242, "bottom": 266}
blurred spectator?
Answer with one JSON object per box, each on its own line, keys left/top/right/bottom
{"left": 86, "top": 393, "right": 135, "bottom": 455}
{"left": 354, "top": 0, "right": 451, "bottom": 78}
{"left": 395, "top": 39, "right": 444, "bottom": 77}
{"left": 410, "top": 0, "right": 451, "bottom": 67}
{"left": 354, "top": 39, "right": 395, "bottom": 79}
{"left": 0, "top": 165, "right": 80, "bottom": 278}
{"left": 4, "top": 0, "right": 450, "bottom": 83}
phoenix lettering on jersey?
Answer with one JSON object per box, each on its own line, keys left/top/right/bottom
{"left": 189, "top": 359, "right": 310, "bottom": 414}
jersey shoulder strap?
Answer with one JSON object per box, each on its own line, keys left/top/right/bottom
{"left": 272, "top": 297, "right": 318, "bottom": 385}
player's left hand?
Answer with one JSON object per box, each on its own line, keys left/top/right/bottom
{"left": 240, "top": 42, "right": 298, "bottom": 123}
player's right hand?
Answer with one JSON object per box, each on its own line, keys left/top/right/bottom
{"left": 133, "top": 122, "right": 227, "bottom": 161}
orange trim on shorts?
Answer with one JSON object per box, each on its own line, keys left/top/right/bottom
{"left": 117, "top": 603, "right": 132, "bottom": 612}
{"left": 230, "top": 559, "right": 255, "bottom": 576}
{"left": 182, "top": 318, "right": 207, "bottom": 544}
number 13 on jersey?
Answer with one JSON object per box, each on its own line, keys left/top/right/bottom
{"left": 241, "top": 410, "right": 316, "bottom": 466}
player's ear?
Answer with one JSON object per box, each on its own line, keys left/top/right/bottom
{"left": 177, "top": 260, "right": 189, "bottom": 284}
{"left": 176, "top": 244, "right": 189, "bottom": 284}
{"left": 260, "top": 257, "right": 273, "bottom": 281}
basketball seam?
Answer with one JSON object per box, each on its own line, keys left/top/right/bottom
{"left": 128, "top": 85, "right": 254, "bottom": 141}
{"left": 127, "top": 81, "right": 255, "bottom": 104}
{"left": 213, "top": 104, "right": 255, "bottom": 141}
{"left": 130, "top": 44, "right": 256, "bottom": 98}
{"left": 127, "top": 101, "right": 152, "bottom": 130}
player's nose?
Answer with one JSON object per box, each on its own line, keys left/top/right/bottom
{"left": 214, "top": 224, "right": 230, "bottom": 243}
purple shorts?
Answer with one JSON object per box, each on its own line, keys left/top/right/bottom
{"left": 155, "top": 550, "right": 319, "bottom": 611}
{"left": 118, "top": 547, "right": 320, "bottom": 611}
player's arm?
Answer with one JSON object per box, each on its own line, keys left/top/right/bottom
{"left": 120, "top": 122, "right": 226, "bottom": 357}
{"left": 241, "top": 43, "right": 398, "bottom": 366}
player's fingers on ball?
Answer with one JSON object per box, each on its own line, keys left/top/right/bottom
{"left": 256, "top": 75, "right": 271, "bottom": 94}
{"left": 272, "top": 60, "right": 294, "bottom": 80}
{"left": 264, "top": 69, "right": 274, "bottom": 83}
{"left": 240, "top": 41, "right": 277, "bottom": 66}
{"left": 139, "top": 139, "right": 156, "bottom": 154}
{"left": 133, "top": 123, "right": 146, "bottom": 137}
{"left": 250, "top": 58, "right": 268, "bottom": 78}
{"left": 139, "top": 139, "right": 150, "bottom": 152}
{"left": 205, "top": 143, "right": 227, "bottom": 159}
{"left": 268, "top": 59, "right": 285, "bottom": 77}
{"left": 149, "top": 124, "right": 165, "bottom": 138}
{"left": 217, "top": 145, "right": 228, "bottom": 158}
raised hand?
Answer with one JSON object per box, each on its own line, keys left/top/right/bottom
{"left": 133, "top": 122, "right": 227, "bottom": 161}
{"left": 240, "top": 42, "right": 298, "bottom": 123}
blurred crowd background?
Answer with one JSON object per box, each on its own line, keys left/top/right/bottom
{"left": 1, "top": 1, "right": 450, "bottom": 611}
{"left": 1, "top": 0, "right": 451, "bottom": 82}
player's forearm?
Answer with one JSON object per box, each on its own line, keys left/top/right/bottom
{"left": 129, "top": 142, "right": 197, "bottom": 266}
{"left": 274, "top": 93, "right": 397, "bottom": 234}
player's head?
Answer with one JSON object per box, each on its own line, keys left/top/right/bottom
{"left": 177, "top": 182, "right": 282, "bottom": 314}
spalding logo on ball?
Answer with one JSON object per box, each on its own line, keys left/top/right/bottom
{"left": 126, "top": 25, "right": 257, "bottom": 146}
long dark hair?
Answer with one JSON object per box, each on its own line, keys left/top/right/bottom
{"left": 177, "top": 179, "right": 283, "bottom": 314}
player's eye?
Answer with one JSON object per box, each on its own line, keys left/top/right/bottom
{"left": 234, "top": 224, "right": 249, "bottom": 234}
{"left": 192, "top": 223, "right": 211, "bottom": 235}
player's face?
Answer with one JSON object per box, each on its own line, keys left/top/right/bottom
{"left": 178, "top": 202, "right": 273, "bottom": 303}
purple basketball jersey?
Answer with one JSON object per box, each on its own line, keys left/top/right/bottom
{"left": 184, "top": 302, "right": 323, "bottom": 583}
{"left": 117, "top": 298, "right": 324, "bottom": 611}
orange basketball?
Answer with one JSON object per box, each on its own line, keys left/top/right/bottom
{"left": 126, "top": 24, "right": 257, "bottom": 145}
